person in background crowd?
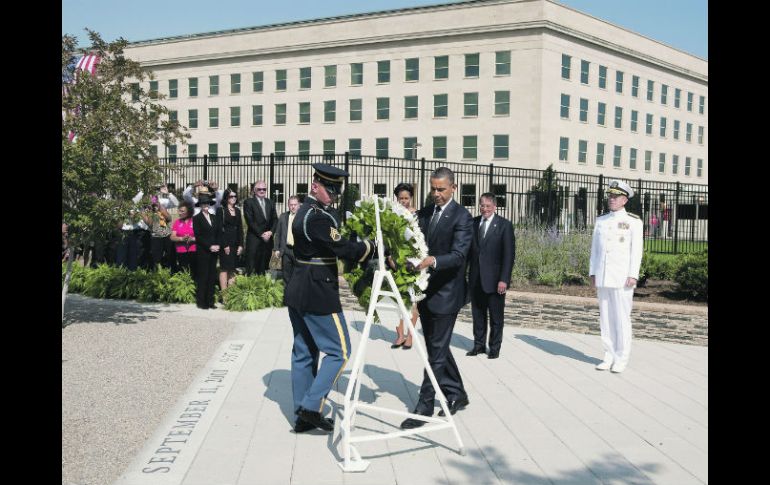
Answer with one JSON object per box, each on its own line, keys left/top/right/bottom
{"left": 192, "top": 190, "right": 222, "bottom": 309}
{"left": 217, "top": 188, "right": 243, "bottom": 291}
{"left": 244, "top": 180, "right": 278, "bottom": 275}
{"left": 273, "top": 195, "right": 300, "bottom": 285}
{"left": 388, "top": 183, "right": 420, "bottom": 350}
{"left": 115, "top": 190, "right": 150, "bottom": 271}
{"left": 184, "top": 180, "right": 223, "bottom": 216}
{"left": 170, "top": 201, "right": 197, "bottom": 277}
{"left": 62, "top": 223, "right": 69, "bottom": 261}
{"left": 142, "top": 193, "right": 174, "bottom": 270}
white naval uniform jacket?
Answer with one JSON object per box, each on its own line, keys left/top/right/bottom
{"left": 589, "top": 208, "right": 643, "bottom": 288}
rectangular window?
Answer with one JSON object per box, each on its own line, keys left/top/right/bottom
{"left": 168, "top": 145, "right": 177, "bottom": 163}
{"left": 614, "top": 106, "right": 623, "bottom": 129}
{"left": 252, "top": 105, "right": 263, "bottom": 126}
{"left": 208, "top": 143, "right": 218, "bottom": 162}
{"left": 645, "top": 150, "right": 652, "bottom": 172}
{"left": 685, "top": 157, "right": 691, "bottom": 176}
{"left": 188, "top": 144, "right": 197, "bottom": 162}
{"left": 464, "top": 92, "right": 479, "bottom": 117}
{"left": 661, "top": 84, "right": 668, "bottom": 105}
{"left": 465, "top": 53, "right": 480, "bottom": 77}
{"left": 376, "top": 97, "right": 390, "bottom": 120}
{"left": 229, "top": 142, "right": 240, "bottom": 162}
{"left": 578, "top": 139, "right": 588, "bottom": 164}
{"left": 208, "top": 108, "right": 219, "bottom": 128}
{"left": 130, "top": 83, "right": 140, "bottom": 102}
{"left": 615, "top": 71, "right": 624, "bottom": 93}
{"left": 231, "top": 73, "right": 241, "bottom": 94}
{"left": 404, "top": 96, "right": 418, "bottom": 119}
{"left": 672, "top": 155, "right": 679, "bottom": 175}
{"left": 405, "top": 58, "right": 419, "bottom": 81}
{"left": 298, "top": 140, "right": 310, "bottom": 160}
{"left": 560, "top": 93, "right": 570, "bottom": 119}
{"left": 673, "top": 120, "right": 680, "bottom": 139}
{"left": 433, "top": 136, "right": 447, "bottom": 159}
{"left": 296, "top": 183, "right": 309, "bottom": 200}
{"left": 674, "top": 88, "right": 681, "bottom": 108}
{"left": 660, "top": 116, "right": 667, "bottom": 137}
{"left": 209, "top": 76, "right": 219, "bottom": 96}
{"left": 348, "top": 139, "right": 361, "bottom": 159}
{"left": 493, "top": 134, "right": 509, "bottom": 159}
{"left": 686, "top": 123, "right": 693, "bottom": 142}
{"left": 699, "top": 95, "right": 705, "bottom": 114}
{"left": 230, "top": 106, "right": 240, "bottom": 127}
{"left": 252, "top": 71, "right": 263, "bottom": 92}
{"left": 646, "top": 113, "right": 653, "bottom": 135}
{"left": 149, "top": 80, "right": 158, "bottom": 99}
{"left": 251, "top": 142, "right": 262, "bottom": 161}
{"left": 323, "top": 139, "right": 335, "bottom": 161}
{"left": 598, "top": 65, "right": 607, "bottom": 88}
{"left": 580, "top": 60, "right": 589, "bottom": 84}
{"left": 461, "top": 184, "right": 476, "bottom": 207}
{"left": 299, "top": 102, "right": 310, "bottom": 124}
{"left": 687, "top": 92, "right": 693, "bottom": 111}
{"left": 596, "top": 143, "right": 605, "bottom": 166}
{"left": 349, "top": 98, "right": 362, "bottom": 121}
{"left": 276, "top": 70, "right": 287, "bottom": 91}
{"left": 559, "top": 137, "right": 569, "bottom": 161}
{"left": 299, "top": 67, "right": 311, "bottom": 89}
{"left": 373, "top": 184, "right": 387, "bottom": 198}
{"left": 646, "top": 80, "right": 654, "bottom": 101}
{"left": 188, "top": 77, "right": 198, "bottom": 97}
{"left": 376, "top": 138, "right": 389, "bottom": 159}
{"left": 494, "top": 91, "right": 510, "bottom": 115}
{"left": 629, "top": 148, "right": 637, "bottom": 170}
{"left": 350, "top": 63, "right": 363, "bottom": 85}
{"left": 404, "top": 137, "right": 418, "bottom": 159}
{"left": 597, "top": 102, "right": 606, "bottom": 126}
{"left": 324, "top": 100, "right": 336, "bottom": 122}
{"left": 658, "top": 153, "right": 666, "bottom": 173}
{"left": 274, "top": 141, "right": 285, "bottom": 161}
{"left": 434, "top": 94, "right": 448, "bottom": 117}
{"left": 324, "top": 65, "right": 337, "bottom": 87}
{"left": 188, "top": 109, "right": 198, "bottom": 129}
{"left": 377, "top": 60, "right": 390, "bottom": 83}
{"left": 493, "top": 184, "right": 507, "bottom": 208}
{"left": 697, "top": 159, "right": 703, "bottom": 177}
{"left": 698, "top": 126, "right": 704, "bottom": 144}
{"left": 463, "top": 135, "right": 478, "bottom": 160}
{"left": 495, "top": 51, "right": 511, "bottom": 75}
{"left": 613, "top": 145, "right": 622, "bottom": 167}
{"left": 169, "top": 79, "right": 178, "bottom": 98}
{"left": 631, "top": 75, "right": 639, "bottom": 97}
{"left": 561, "top": 54, "right": 571, "bottom": 79}
{"left": 579, "top": 98, "right": 588, "bottom": 122}
{"left": 630, "top": 110, "right": 638, "bottom": 132}
{"left": 275, "top": 103, "right": 286, "bottom": 125}
{"left": 434, "top": 55, "right": 449, "bottom": 79}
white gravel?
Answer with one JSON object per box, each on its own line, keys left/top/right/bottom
{"left": 61, "top": 294, "right": 240, "bottom": 485}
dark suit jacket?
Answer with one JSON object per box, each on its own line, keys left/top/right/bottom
{"left": 244, "top": 196, "right": 278, "bottom": 239}
{"left": 468, "top": 214, "right": 515, "bottom": 294}
{"left": 192, "top": 211, "right": 222, "bottom": 252}
{"left": 274, "top": 211, "right": 293, "bottom": 255}
{"left": 417, "top": 200, "right": 473, "bottom": 314}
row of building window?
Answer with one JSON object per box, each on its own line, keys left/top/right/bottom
{"left": 557, "top": 137, "right": 704, "bottom": 177}
{"left": 560, "top": 54, "right": 706, "bottom": 115}
{"left": 163, "top": 135, "right": 513, "bottom": 161}
{"left": 136, "top": 51, "right": 516, "bottom": 101}
{"left": 559, "top": 94, "right": 705, "bottom": 144}
{"left": 168, "top": 93, "right": 516, "bottom": 128}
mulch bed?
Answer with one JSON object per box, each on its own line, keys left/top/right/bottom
{"left": 512, "top": 279, "right": 707, "bottom": 307}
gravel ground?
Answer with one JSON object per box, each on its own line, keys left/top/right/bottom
{"left": 61, "top": 294, "right": 240, "bottom": 485}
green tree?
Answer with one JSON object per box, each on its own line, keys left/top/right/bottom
{"left": 61, "top": 30, "right": 189, "bottom": 323}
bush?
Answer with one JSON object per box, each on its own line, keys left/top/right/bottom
{"left": 510, "top": 225, "right": 592, "bottom": 287}
{"left": 674, "top": 251, "right": 708, "bottom": 300}
{"left": 640, "top": 252, "right": 682, "bottom": 283}
{"left": 222, "top": 274, "right": 285, "bottom": 311}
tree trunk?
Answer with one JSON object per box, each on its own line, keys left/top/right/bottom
{"left": 62, "top": 246, "right": 75, "bottom": 327}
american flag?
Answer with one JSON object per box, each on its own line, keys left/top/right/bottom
{"left": 64, "top": 54, "right": 101, "bottom": 143}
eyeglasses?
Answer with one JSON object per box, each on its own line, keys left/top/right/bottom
{"left": 228, "top": 195, "right": 237, "bottom": 198}
{"left": 256, "top": 188, "right": 267, "bottom": 191}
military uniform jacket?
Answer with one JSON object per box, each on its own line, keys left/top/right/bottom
{"left": 589, "top": 208, "right": 643, "bottom": 288}
{"left": 284, "top": 197, "right": 373, "bottom": 314}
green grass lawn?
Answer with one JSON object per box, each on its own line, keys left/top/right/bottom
{"left": 645, "top": 239, "right": 707, "bottom": 254}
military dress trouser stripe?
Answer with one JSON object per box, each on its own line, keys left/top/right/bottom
{"left": 597, "top": 286, "right": 634, "bottom": 365}
{"left": 288, "top": 306, "right": 351, "bottom": 414}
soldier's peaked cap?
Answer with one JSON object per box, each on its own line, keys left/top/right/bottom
{"left": 312, "top": 163, "right": 349, "bottom": 195}
{"left": 607, "top": 180, "right": 634, "bottom": 199}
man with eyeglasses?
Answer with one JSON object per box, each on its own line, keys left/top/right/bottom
{"left": 244, "top": 180, "right": 278, "bottom": 275}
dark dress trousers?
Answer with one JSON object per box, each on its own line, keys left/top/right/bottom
{"left": 273, "top": 210, "right": 296, "bottom": 285}
{"left": 244, "top": 196, "right": 278, "bottom": 275}
{"left": 193, "top": 212, "right": 222, "bottom": 308}
{"left": 468, "top": 214, "right": 515, "bottom": 354}
{"left": 413, "top": 200, "right": 473, "bottom": 413}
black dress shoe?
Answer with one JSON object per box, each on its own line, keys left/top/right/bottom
{"left": 488, "top": 352, "right": 500, "bottom": 359}
{"left": 293, "top": 415, "right": 334, "bottom": 433}
{"left": 400, "top": 410, "right": 432, "bottom": 429}
{"left": 466, "top": 347, "right": 486, "bottom": 356}
{"left": 196, "top": 304, "right": 208, "bottom": 310}
{"left": 438, "top": 397, "right": 470, "bottom": 417}
{"left": 297, "top": 408, "right": 334, "bottom": 432}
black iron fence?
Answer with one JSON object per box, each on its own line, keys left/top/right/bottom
{"left": 158, "top": 153, "right": 708, "bottom": 254}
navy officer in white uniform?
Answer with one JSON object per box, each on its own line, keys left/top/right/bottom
{"left": 589, "top": 180, "right": 643, "bottom": 374}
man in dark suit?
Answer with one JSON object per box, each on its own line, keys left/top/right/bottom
{"left": 467, "top": 193, "right": 515, "bottom": 359}
{"left": 244, "top": 180, "right": 278, "bottom": 275}
{"left": 401, "top": 167, "right": 473, "bottom": 429}
{"left": 273, "top": 195, "right": 300, "bottom": 285}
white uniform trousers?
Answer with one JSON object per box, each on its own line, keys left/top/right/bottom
{"left": 597, "top": 286, "right": 634, "bottom": 365}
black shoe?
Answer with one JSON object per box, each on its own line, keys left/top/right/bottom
{"left": 438, "top": 397, "right": 470, "bottom": 417}
{"left": 293, "top": 415, "right": 334, "bottom": 433}
{"left": 209, "top": 303, "right": 217, "bottom": 309}
{"left": 391, "top": 337, "right": 406, "bottom": 349}
{"left": 196, "top": 304, "right": 209, "bottom": 310}
{"left": 488, "top": 351, "right": 500, "bottom": 359}
{"left": 297, "top": 408, "right": 334, "bottom": 432}
{"left": 466, "top": 347, "right": 486, "bottom": 356}
{"left": 400, "top": 410, "right": 432, "bottom": 429}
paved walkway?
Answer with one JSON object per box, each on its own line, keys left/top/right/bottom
{"left": 112, "top": 304, "right": 708, "bottom": 485}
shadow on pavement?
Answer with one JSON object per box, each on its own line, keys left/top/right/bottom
{"left": 62, "top": 295, "right": 166, "bottom": 327}
{"left": 515, "top": 334, "right": 602, "bottom": 365}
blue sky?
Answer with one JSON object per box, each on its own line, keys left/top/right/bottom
{"left": 62, "top": 0, "right": 707, "bottom": 59}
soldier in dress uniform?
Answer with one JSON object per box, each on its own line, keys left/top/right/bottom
{"left": 284, "top": 163, "right": 376, "bottom": 433}
{"left": 589, "top": 180, "right": 643, "bottom": 374}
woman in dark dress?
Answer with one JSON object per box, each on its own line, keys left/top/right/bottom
{"left": 217, "top": 188, "right": 244, "bottom": 291}
{"left": 193, "top": 192, "right": 222, "bottom": 309}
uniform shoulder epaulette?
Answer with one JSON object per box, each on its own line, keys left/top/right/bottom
{"left": 627, "top": 212, "right": 641, "bottom": 219}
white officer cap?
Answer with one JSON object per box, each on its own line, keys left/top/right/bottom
{"left": 607, "top": 180, "right": 634, "bottom": 199}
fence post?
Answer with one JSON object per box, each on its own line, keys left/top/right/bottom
{"left": 269, "top": 153, "right": 275, "bottom": 200}
{"left": 342, "top": 152, "right": 350, "bottom": 221}
{"left": 673, "top": 181, "right": 680, "bottom": 254}
{"left": 420, "top": 157, "right": 426, "bottom": 209}
{"left": 488, "top": 163, "right": 494, "bottom": 193}
{"left": 596, "top": 173, "right": 604, "bottom": 217}
{"left": 202, "top": 154, "right": 208, "bottom": 181}
{"left": 546, "top": 168, "right": 554, "bottom": 226}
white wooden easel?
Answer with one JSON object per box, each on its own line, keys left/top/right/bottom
{"left": 338, "top": 196, "right": 465, "bottom": 472}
